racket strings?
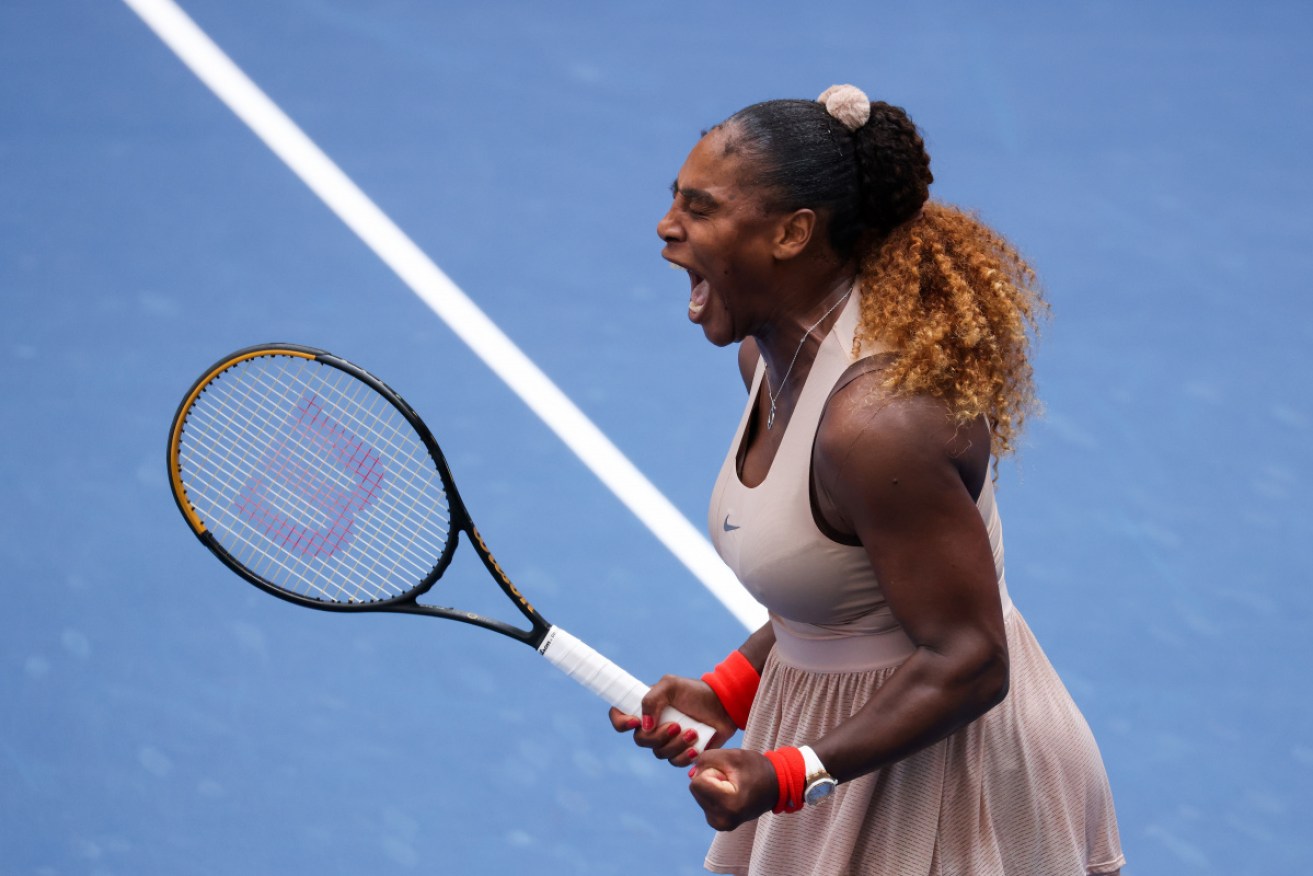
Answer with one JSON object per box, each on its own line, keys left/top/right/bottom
{"left": 186, "top": 401, "right": 424, "bottom": 604}
{"left": 185, "top": 369, "right": 440, "bottom": 572}
{"left": 324, "top": 368, "right": 449, "bottom": 593}
{"left": 176, "top": 354, "right": 452, "bottom": 604}
{"left": 232, "top": 363, "right": 448, "bottom": 588}
{"left": 186, "top": 364, "right": 445, "bottom": 601}
{"left": 201, "top": 361, "right": 448, "bottom": 595}
{"left": 185, "top": 375, "right": 412, "bottom": 602}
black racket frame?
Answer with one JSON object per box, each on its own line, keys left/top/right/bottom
{"left": 167, "top": 343, "right": 553, "bottom": 649}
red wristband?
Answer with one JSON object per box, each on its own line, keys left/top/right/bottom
{"left": 763, "top": 747, "right": 806, "bottom": 814}
{"left": 701, "top": 650, "right": 761, "bottom": 730}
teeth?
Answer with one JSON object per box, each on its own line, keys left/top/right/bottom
{"left": 688, "top": 276, "right": 709, "bottom": 318}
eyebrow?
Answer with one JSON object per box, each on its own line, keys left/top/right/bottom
{"left": 670, "top": 179, "right": 719, "bottom": 209}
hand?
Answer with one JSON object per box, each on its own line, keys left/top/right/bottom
{"left": 608, "top": 675, "right": 737, "bottom": 767}
{"left": 688, "top": 748, "right": 778, "bottom": 831}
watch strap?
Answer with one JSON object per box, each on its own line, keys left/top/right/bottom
{"left": 798, "top": 745, "right": 827, "bottom": 779}
{"left": 798, "top": 744, "right": 838, "bottom": 805}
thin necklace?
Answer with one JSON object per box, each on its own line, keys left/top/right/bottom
{"left": 764, "top": 288, "right": 852, "bottom": 430}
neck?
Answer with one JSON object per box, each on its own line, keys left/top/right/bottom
{"left": 754, "top": 269, "right": 855, "bottom": 382}
{"left": 754, "top": 270, "right": 855, "bottom": 431}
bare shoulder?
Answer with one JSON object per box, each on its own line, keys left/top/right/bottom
{"left": 815, "top": 368, "right": 990, "bottom": 505}
{"left": 736, "top": 337, "right": 760, "bottom": 391}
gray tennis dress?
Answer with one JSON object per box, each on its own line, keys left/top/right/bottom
{"left": 703, "top": 293, "right": 1124, "bottom": 876}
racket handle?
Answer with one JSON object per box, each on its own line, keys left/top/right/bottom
{"left": 537, "top": 625, "right": 716, "bottom": 753}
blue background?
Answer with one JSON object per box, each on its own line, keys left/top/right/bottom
{"left": 2, "top": 0, "right": 1310, "bottom": 872}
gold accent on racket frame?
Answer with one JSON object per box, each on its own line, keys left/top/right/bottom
{"left": 469, "top": 525, "right": 538, "bottom": 617}
{"left": 167, "top": 347, "right": 318, "bottom": 535}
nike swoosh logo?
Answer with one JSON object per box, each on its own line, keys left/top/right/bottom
{"left": 722, "top": 515, "right": 741, "bottom": 532}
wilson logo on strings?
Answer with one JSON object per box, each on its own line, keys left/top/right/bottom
{"left": 233, "top": 395, "right": 385, "bottom": 558}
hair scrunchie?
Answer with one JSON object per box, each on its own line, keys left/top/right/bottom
{"left": 817, "top": 83, "right": 871, "bottom": 131}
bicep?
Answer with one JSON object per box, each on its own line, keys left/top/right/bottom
{"left": 817, "top": 399, "right": 1004, "bottom": 656}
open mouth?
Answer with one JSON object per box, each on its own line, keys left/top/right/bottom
{"left": 666, "top": 258, "right": 710, "bottom": 322}
{"left": 687, "top": 269, "right": 709, "bottom": 319}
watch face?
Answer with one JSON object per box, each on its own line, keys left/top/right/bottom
{"left": 804, "top": 777, "right": 837, "bottom": 805}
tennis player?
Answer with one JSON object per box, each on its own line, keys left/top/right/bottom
{"left": 612, "top": 85, "right": 1124, "bottom": 875}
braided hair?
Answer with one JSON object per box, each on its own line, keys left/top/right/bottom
{"left": 715, "top": 94, "right": 1046, "bottom": 458}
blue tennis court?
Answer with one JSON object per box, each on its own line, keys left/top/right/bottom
{"left": 2, "top": 1, "right": 1310, "bottom": 872}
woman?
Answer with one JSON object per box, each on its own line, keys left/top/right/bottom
{"left": 611, "top": 85, "right": 1124, "bottom": 875}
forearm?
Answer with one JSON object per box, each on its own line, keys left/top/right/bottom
{"left": 697, "top": 622, "right": 775, "bottom": 733}
{"left": 811, "top": 641, "right": 1008, "bottom": 784}
{"left": 735, "top": 622, "right": 776, "bottom": 674}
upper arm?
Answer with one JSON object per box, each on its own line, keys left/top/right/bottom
{"left": 814, "top": 383, "right": 1004, "bottom": 660}
{"left": 736, "top": 337, "right": 760, "bottom": 391}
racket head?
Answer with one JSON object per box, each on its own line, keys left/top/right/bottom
{"left": 167, "top": 344, "right": 463, "bottom": 613}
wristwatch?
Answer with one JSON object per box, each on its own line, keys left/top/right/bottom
{"left": 798, "top": 745, "right": 838, "bottom": 805}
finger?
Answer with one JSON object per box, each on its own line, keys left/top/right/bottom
{"left": 663, "top": 726, "right": 707, "bottom": 767}
{"left": 608, "top": 706, "right": 641, "bottom": 734}
{"left": 644, "top": 721, "right": 689, "bottom": 760}
{"left": 639, "top": 675, "right": 683, "bottom": 729}
{"left": 638, "top": 698, "right": 667, "bottom": 733}
{"left": 691, "top": 767, "right": 738, "bottom": 795}
{"left": 630, "top": 721, "right": 679, "bottom": 752}
{"left": 688, "top": 770, "right": 741, "bottom": 832}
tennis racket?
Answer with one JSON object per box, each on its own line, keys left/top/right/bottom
{"left": 166, "top": 343, "right": 714, "bottom": 752}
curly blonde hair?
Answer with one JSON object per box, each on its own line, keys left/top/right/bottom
{"left": 722, "top": 96, "right": 1046, "bottom": 455}
{"left": 855, "top": 202, "right": 1047, "bottom": 458}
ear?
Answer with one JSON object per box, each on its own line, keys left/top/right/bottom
{"left": 772, "top": 209, "right": 817, "bottom": 260}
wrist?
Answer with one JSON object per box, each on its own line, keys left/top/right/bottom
{"left": 700, "top": 650, "right": 760, "bottom": 730}
{"left": 762, "top": 747, "right": 806, "bottom": 814}
{"left": 762, "top": 745, "right": 837, "bottom": 814}
{"left": 798, "top": 744, "right": 838, "bottom": 806}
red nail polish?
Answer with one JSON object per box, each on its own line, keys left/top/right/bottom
{"left": 683, "top": 729, "right": 698, "bottom": 743}
{"left": 688, "top": 766, "right": 698, "bottom": 778}
{"left": 642, "top": 715, "right": 654, "bottom": 732}
{"left": 685, "top": 748, "right": 699, "bottom": 760}
{"left": 667, "top": 724, "right": 681, "bottom": 738}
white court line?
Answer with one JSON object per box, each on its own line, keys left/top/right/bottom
{"left": 122, "top": 0, "right": 766, "bottom": 631}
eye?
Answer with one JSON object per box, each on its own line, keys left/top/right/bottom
{"left": 668, "top": 182, "right": 716, "bottom": 219}
{"left": 681, "top": 195, "right": 715, "bottom": 219}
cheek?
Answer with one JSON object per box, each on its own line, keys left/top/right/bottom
{"left": 719, "top": 244, "right": 767, "bottom": 284}
{"left": 710, "top": 240, "right": 750, "bottom": 278}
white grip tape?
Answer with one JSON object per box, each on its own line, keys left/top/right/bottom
{"left": 537, "top": 625, "right": 716, "bottom": 753}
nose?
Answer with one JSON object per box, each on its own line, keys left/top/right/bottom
{"left": 657, "top": 205, "right": 683, "bottom": 243}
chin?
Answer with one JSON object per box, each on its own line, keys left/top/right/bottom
{"left": 693, "top": 316, "right": 736, "bottom": 348}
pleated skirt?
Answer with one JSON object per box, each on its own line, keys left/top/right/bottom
{"left": 704, "top": 610, "right": 1124, "bottom": 876}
